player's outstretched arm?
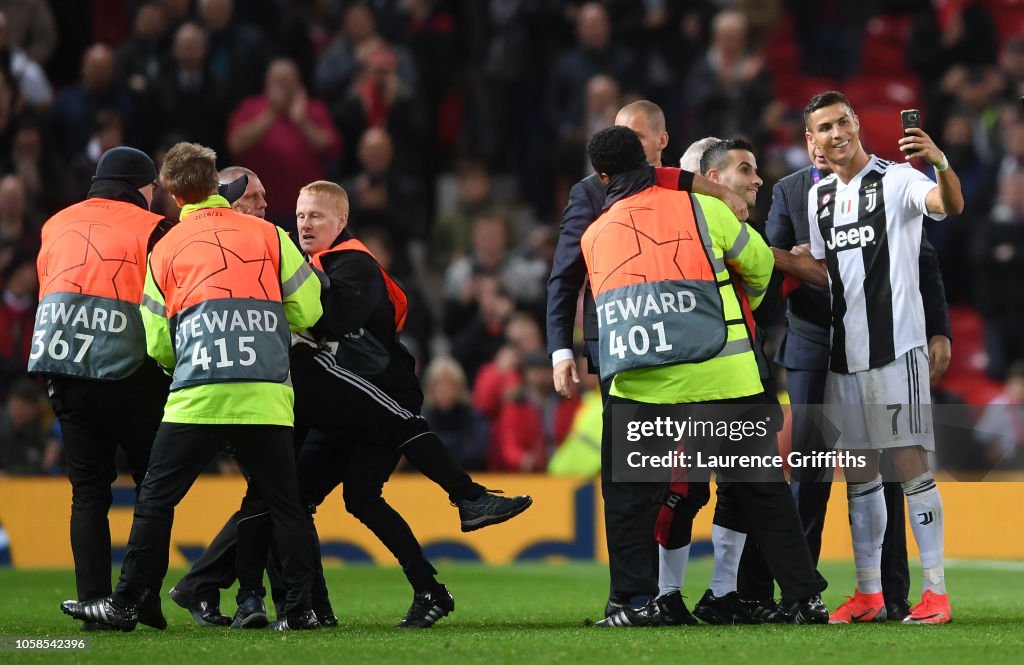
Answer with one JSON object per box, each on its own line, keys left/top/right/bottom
{"left": 899, "top": 127, "right": 965, "bottom": 216}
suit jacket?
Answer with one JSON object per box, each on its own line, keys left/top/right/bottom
{"left": 546, "top": 173, "right": 603, "bottom": 360}
{"left": 766, "top": 165, "right": 952, "bottom": 368}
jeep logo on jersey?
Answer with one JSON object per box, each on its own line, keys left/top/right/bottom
{"left": 825, "top": 223, "right": 877, "bottom": 251}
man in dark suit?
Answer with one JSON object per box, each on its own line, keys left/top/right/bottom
{"left": 766, "top": 135, "right": 953, "bottom": 620}
{"left": 546, "top": 100, "right": 747, "bottom": 616}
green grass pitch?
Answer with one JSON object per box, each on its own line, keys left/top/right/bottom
{"left": 1, "top": 561, "right": 1022, "bottom": 664}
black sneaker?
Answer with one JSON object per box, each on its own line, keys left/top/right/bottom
{"left": 231, "top": 593, "right": 269, "bottom": 629}
{"left": 769, "top": 595, "right": 829, "bottom": 624}
{"left": 169, "top": 586, "right": 231, "bottom": 627}
{"left": 61, "top": 597, "right": 137, "bottom": 632}
{"left": 314, "top": 604, "right": 339, "bottom": 628}
{"left": 138, "top": 589, "right": 167, "bottom": 630}
{"left": 886, "top": 597, "right": 911, "bottom": 622}
{"left": 655, "top": 591, "right": 698, "bottom": 626}
{"left": 397, "top": 584, "right": 455, "bottom": 628}
{"left": 81, "top": 622, "right": 118, "bottom": 632}
{"left": 737, "top": 596, "right": 778, "bottom": 624}
{"left": 595, "top": 599, "right": 664, "bottom": 627}
{"left": 268, "top": 610, "right": 321, "bottom": 631}
{"left": 693, "top": 589, "right": 749, "bottom": 625}
{"left": 604, "top": 599, "right": 627, "bottom": 618}
{"left": 457, "top": 492, "right": 533, "bottom": 532}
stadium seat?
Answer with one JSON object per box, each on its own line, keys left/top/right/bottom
{"left": 842, "top": 75, "right": 921, "bottom": 110}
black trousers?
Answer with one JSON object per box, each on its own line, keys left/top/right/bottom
{"left": 601, "top": 389, "right": 674, "bottom": 604}
{"left": 113, "top": 422, "right": 317, "bottom": 616}
{"left": 784, "top": 364, "right": 910, "bottom": 603}
{"left": 639, "top": 392, "right": 826, "bottom": 605}
{"left": 48, "top": 361, "right": 169, "bottom": 601}
{"left": 291, "top": 346, "right": 479, "bottom": 502}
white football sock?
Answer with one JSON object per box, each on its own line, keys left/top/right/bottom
{"left": 903, "top": 471, "right": 946, "bottom": 594}
{"left": 848, "top": 475, "right": 885, "bottom": 595}
{"left": 658, "top": 544, "right": 690, "bottom": 597}
{"left": 709, "top": 524, "right": 746, "bottom": 597}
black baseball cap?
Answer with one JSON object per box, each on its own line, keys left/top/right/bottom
{"left": 218, "top": 174, "right": 248, "bottom": 204}
{"left": 92, "top": 146, "right": 157, "bottom": 188}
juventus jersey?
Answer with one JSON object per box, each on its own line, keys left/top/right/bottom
{"left": 808, "top": 155, "right": 943, "bottom": 374}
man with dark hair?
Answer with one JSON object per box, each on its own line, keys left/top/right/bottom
{"left": 767, "top": 105, "right": 952, "bottom": 622}
{"left": 547, "top": 100, "right": 748, "bottom": 620}
{"left": 774, "top": 91, "right": 962, "bottom": 624}
{"left": 584, "top": 126, "right": 827, "bottom": 627}
{"left": 60, "top": 141, "right": 325, "bottom": 632}
{"left": 29, "top": 146, "right": 172, "bottom": 631}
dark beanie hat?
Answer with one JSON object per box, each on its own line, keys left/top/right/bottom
{"left": 93, "top": 146, "right": 157, "bottom": 189}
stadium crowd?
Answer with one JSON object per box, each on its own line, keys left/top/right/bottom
{"left": 2, "top": 0, "right": 1024, "bottom": 479}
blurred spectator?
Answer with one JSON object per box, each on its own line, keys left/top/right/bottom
{"left": 0, "top": 114, "right": 68, "bottom": 215}
{"left": 522, "top": 349, "right": 577, "bottom": 456}
{"left": 67, "top": 109, "right": 123, "bottom": 202}
{"left": 548, "top": 363, "right": 602, "bottom": 477}
{"left": 198, "top": 0, "right": 268, "bottom": 107}
{"left": 938, "top": 65, "right": 1005, "bottom": 164}
{"left": 0, "top": 56, "right": 24, "bottom": 150}
{"left": 552, "top": 73, "right": 620, "bottom": 205}
{"left": 0, "top": 0, "right": 57, "bottom": 65}
{"left": 472, "top": 314, "right": 547, "bottom": 472}
{"left": 332, "top": 41, "right": 426, "bottom": 179}
{"left": 925, "top": 108, "right": 996, "bottom": 302}
{"left": 400, "top": 0, "right": 456, "bottom": 145}
{"left": 450, "top": 275, "right": 513, "bottom": 385}
{"left": 146, "top": 22, "right": 229, "bottom": 156}
{"left": 0, "top": 10, "right": 51, "bottom": 108}
{"left": 0, "top": 377, "right": 58, "bottom": 476}
{"left": 430, "top": 159, "right": 511, "bottom": 271}
{"left": 974, "top": 360, "right": 1024, "bottom": 469}
{"left": 792, "top": 0, "right": 871, "bottom": 80}
{"left": 999, "top": 37, "right": 1024, "bottom": 102}
{"left": 226, "top": 57, "right": 341, "bottom": 228}
{"left": 315, "top": 2, "right": 418, "bottom": 105}
{"left": 0, "top": 175, "right": 39, "bottom": 258}
{"left": 115, "top": 2, "right": 170, "bottom": 103}
{"left": 546, "top": 3, "right": 638, "bottom": 152}
{"left": 0, "top": 256, "right": 35, "bottom": 392}
{"left": 421, "top": 356, "right": 489, "bottom": 472}
{"left": 910, "top": 1, "right": 999, "bottom": 134}
{"left": 442, "top": 213, "right": 511, "bottom": 335}
{"left": 49, "top": 44, "right": 135, "bottom": 160}
{"left": 974, "top": 171, "right": 1024, "bottom": 379}
{"left": 685, "top": 9, "right": 775, "bottom": 149}
{"left": 343, "top": 126, "right": 426, "bottom": 253}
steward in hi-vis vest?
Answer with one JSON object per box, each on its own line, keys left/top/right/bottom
{"left": 581, "top": 168, "right": 773, "bottom": 404}
{"left": 31, "top": 199, "right": 165, "bottom": 379}
{"left": 34, "top": 146, "right": 176, "bottom": 608}
{"left": 142, "top": 196, "right": 321, "bottom": 425}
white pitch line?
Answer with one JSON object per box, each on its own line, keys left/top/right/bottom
{"left": 945, "top": 559, "right": 1024, "bottom": 571}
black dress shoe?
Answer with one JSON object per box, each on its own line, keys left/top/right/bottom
{"left": 61, "top": 597, "right": 137, "bottom": 631}
{"left": 138, "top": 589, "right": 167, "bottom": 630}
{"left": 169, "top": 586, "right": 231, "bottom": 627}
{"left": 655, "top": 591, "right": 699, "bottom": 626}
{"left": 268, "top": 609, "right": 321, "bottom": 631}
{"left": 314, "top": 605, "right": 338, "bottom": 628}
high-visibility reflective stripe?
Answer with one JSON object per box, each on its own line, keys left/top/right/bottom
{"left": 141, "top": 294, "right": 166, "bottom": 317}
{"left": 714, "top": 338, "right": 752, "bottom": 358}
{"left": 742, "top": 281, "right": 768, "bottom": 298}
{"left": 725, "top": 224, "right": 750, "bottom": 260}
{"left": 281, "top": 262, "right": 314, "bottom": 298}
